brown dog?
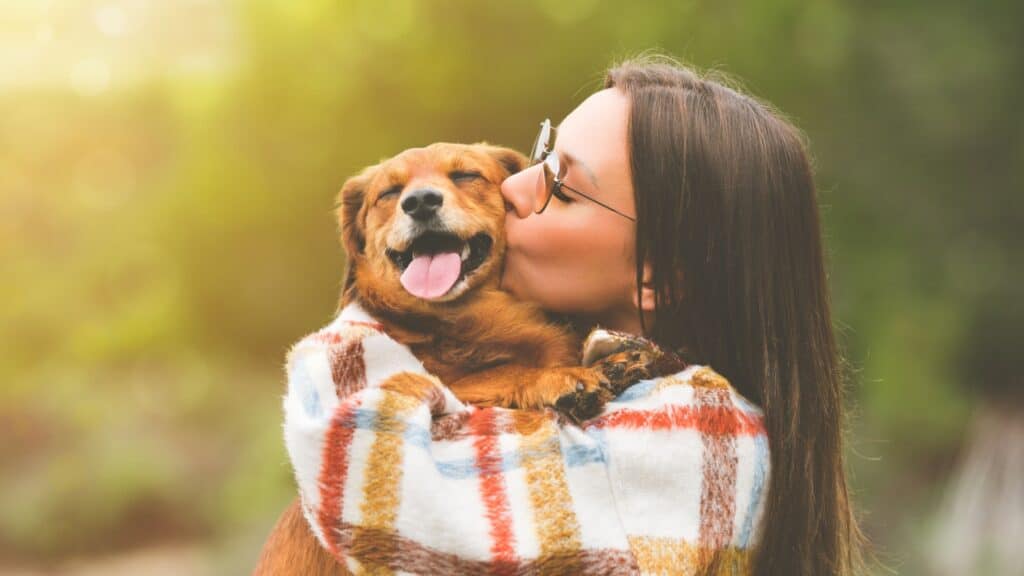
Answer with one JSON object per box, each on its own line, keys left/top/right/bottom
{"left": 254, "top": 143, "right": 616, "bottom": 575}
{"left": 337, "top": 142, "right": 613, "bottom": 413}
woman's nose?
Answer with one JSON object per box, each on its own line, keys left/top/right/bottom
{"left": 501, "top": 164, "right": 543, "bottom": 219}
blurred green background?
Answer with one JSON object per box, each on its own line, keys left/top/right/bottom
{"left": 1, "top": 0, "right": 1021, "bottom": 574}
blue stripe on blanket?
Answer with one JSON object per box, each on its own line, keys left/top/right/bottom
{"left": 347, "top": 408, "right": 607, "bottom": 479}
{"left": 563, "top": 442, "right": 605, "bottom": 467}
{"left": 581, "top": 426, "right": 611, "bottom": 465}
{"left": 427, "top": 438, "right": 606, "bottom": 479}
{"left": 295, "top": 367, "right": 322, "bottom": 419}
{"left": 613, "top": 379, "right": 657, "bottom": 402}
{"left": 353, "top": 407, "right": 379, "bottom": 429}
{"left": 737, "top": 431, "right": 769, "bottom": 547}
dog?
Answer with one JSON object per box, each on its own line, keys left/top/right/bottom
{"left": 335, "top": 141, "right": 618, "bottom": 416}
{"left": 335, "top": 142, "right": 618, "bottom": 412}
{"left": 254, "top": 142, "right": 660, "bottom": 576}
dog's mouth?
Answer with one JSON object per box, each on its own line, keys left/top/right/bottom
{"left": 385, "top": 232, "right": 493, "bottom": 300}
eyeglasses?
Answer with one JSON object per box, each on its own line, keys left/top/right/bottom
{"left": 529, "top": 118, "right": 636, "bottom": 221}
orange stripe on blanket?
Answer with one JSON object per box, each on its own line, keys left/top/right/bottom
{"left": 591, "top": 404, "right": 764, "bottom": 437}
{"left": 627, "top": 535, "right": 701, "bottom": 574}
{"left": 690, "top": 367, "right": 732, "bottom": 390}
{"left": 469, "top": 409, "right": 518, "bottom": 574}
{"left": 513, "top": 411, "right": 583, "bottom": 570}
{"left": 378, "top": 371, "right": 443, "bottom": 401}
{"left": 627, "top": 536, "right": 753, "bottom": 575}
{"left": 360, "top": 378, "right": 424, "bottom": 532}
{"left": 352, "top": 378, "right": 423, "bottom": 576}
{"left": 651, "top": 367, "right": 731, "bottom": 395}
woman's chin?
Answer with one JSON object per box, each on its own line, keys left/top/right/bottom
{"left": 497, "top": 262, "right": 522, "bottom": 295}
{"left": 500, "top": 263, "right": 582, "bottom": 315}
{"left": 498, "top": 267, "right": 543, "bottom": 307}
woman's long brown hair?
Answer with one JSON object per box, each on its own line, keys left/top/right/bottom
{"left": 605, "top": 55, "right": 867, "bottom": 575}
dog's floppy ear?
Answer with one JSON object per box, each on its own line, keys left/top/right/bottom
{"left": 336, "top": 165, "right": 377, "bottom": 299}
{"left": 476, "top": 143, "right": 529, "bottom": 177}
{"left": 336, "top": 165, "right": 377, "bottom": 257}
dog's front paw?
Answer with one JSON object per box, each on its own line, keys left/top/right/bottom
{"left": 591, "top": 347, "right": 662, "bottom": 397}
{"left": 553, "top": 383, "right": 607, "bottom": 424}
{"left": 523, "top": 367, "right": 613, "bottom": 424}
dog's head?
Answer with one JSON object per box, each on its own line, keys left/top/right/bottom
{"left": 337, "top": 142, "right": 528, "bottom": 311}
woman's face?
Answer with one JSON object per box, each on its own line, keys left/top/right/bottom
{"left": 500, "top": 88, "right": 642, "bottom": 332}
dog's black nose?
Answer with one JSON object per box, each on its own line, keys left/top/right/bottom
{"left": 401, "top": 189, "right": 444, "bottom": 221}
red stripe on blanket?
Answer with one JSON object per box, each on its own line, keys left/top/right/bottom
{"left": 696, "top": 387, "right": 738, "bottom": 553}
{"left": 311, "top": 330, "right": 345, "bottom": 344}
{"left": 590, "top": 404, "right": 764, "bottom": 436}
{"left": 317, "top": 398, "right": 363, "bottom": 557}
{"left": 469, "top": 408, "right": 518, "bottom": 574}
{"left": 346, "top": 319, "right": 384, "bottom": 331}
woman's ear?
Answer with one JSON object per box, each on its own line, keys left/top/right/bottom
{"left": 632, "top": 262, "right": 658, "bottom": 313}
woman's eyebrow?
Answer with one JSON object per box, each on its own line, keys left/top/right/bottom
{"left": 560, "top": 149, "right": 601, "bottom": 190}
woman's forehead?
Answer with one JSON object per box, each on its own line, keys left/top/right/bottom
{"left": 560, "top": 87, "right": 627, "bottom": 125}
{"left": 556, "top": 88, "right": 632, "bottom": 193}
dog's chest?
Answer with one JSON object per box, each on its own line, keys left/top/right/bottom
{"left": 409, "top": 336, "right": 516, "bottom": 384}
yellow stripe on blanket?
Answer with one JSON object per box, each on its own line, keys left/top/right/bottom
{"left": 513, "top": 410, "right": 583, "bottom": 567}
{"left": 627, "top": 536, "right": 753, "bottom": 575}
{"left": 652, "top": 367, "right": 731, "bottom": 395}
{"left": 627, "top": 536, "right": 701, "bottom": 574}
{"left": 360, "top": 374, "right": 430, "bottom": 531}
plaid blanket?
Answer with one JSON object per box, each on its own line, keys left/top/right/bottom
{"left": 283, "top": 302, "right": 770, "bottom": 575}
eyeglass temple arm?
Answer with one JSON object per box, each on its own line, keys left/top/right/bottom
{"left": 558, "top": 180, "right": 636, "bottom": 222}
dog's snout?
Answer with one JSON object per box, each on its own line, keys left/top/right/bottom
{"left": 401, "top": 188, "right": 444, "bottom": 221}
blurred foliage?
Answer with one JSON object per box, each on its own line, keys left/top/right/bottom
{"left": 0, "top": 0, "right": 1020, "bottom": 573}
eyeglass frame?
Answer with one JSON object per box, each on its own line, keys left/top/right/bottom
{"left": 529, "top": 118, "right": 636, "bottom": 222}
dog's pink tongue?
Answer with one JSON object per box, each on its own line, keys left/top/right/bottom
{"left": 400, "top": 252, "right": 462, "bottom": 299}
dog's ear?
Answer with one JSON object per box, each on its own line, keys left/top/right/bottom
{"left": 336, "top": 165, "right": 377, "bottom": 257}
{"left": 477, "top": 143, "right": 529, "bottom": 177}
{"left": 336, "top": 165, "right": 378, "bottom": 300}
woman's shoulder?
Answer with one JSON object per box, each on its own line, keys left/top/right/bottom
{"left": 668, "top": 364, "right": 765, "bottom": 418}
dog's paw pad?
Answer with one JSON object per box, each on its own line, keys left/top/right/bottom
{"left": 552, "top": 387, "right": 598, "bottom": 420}
{"left": 553, "top": 379, "right": 611, "bottom": 423}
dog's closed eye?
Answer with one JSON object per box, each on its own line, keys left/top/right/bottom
{"left": 377, "top": 184, "right": 403, "bottom": 203}
{"left": 449, "top": 170, "right": 484, "bottom": 184}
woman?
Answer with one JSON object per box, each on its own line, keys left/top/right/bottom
{"left": 256, "top": 55, "right": 866, "bottom": 575}
{"left": 500, "top": 56, "right": 866, "bottom": 575}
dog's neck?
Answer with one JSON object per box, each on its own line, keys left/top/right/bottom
{"left": 344, "top": 284, "right": 500, "bottom": 342}
{"left": 340, "top": 276, "right": 586, "bottom": 384}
